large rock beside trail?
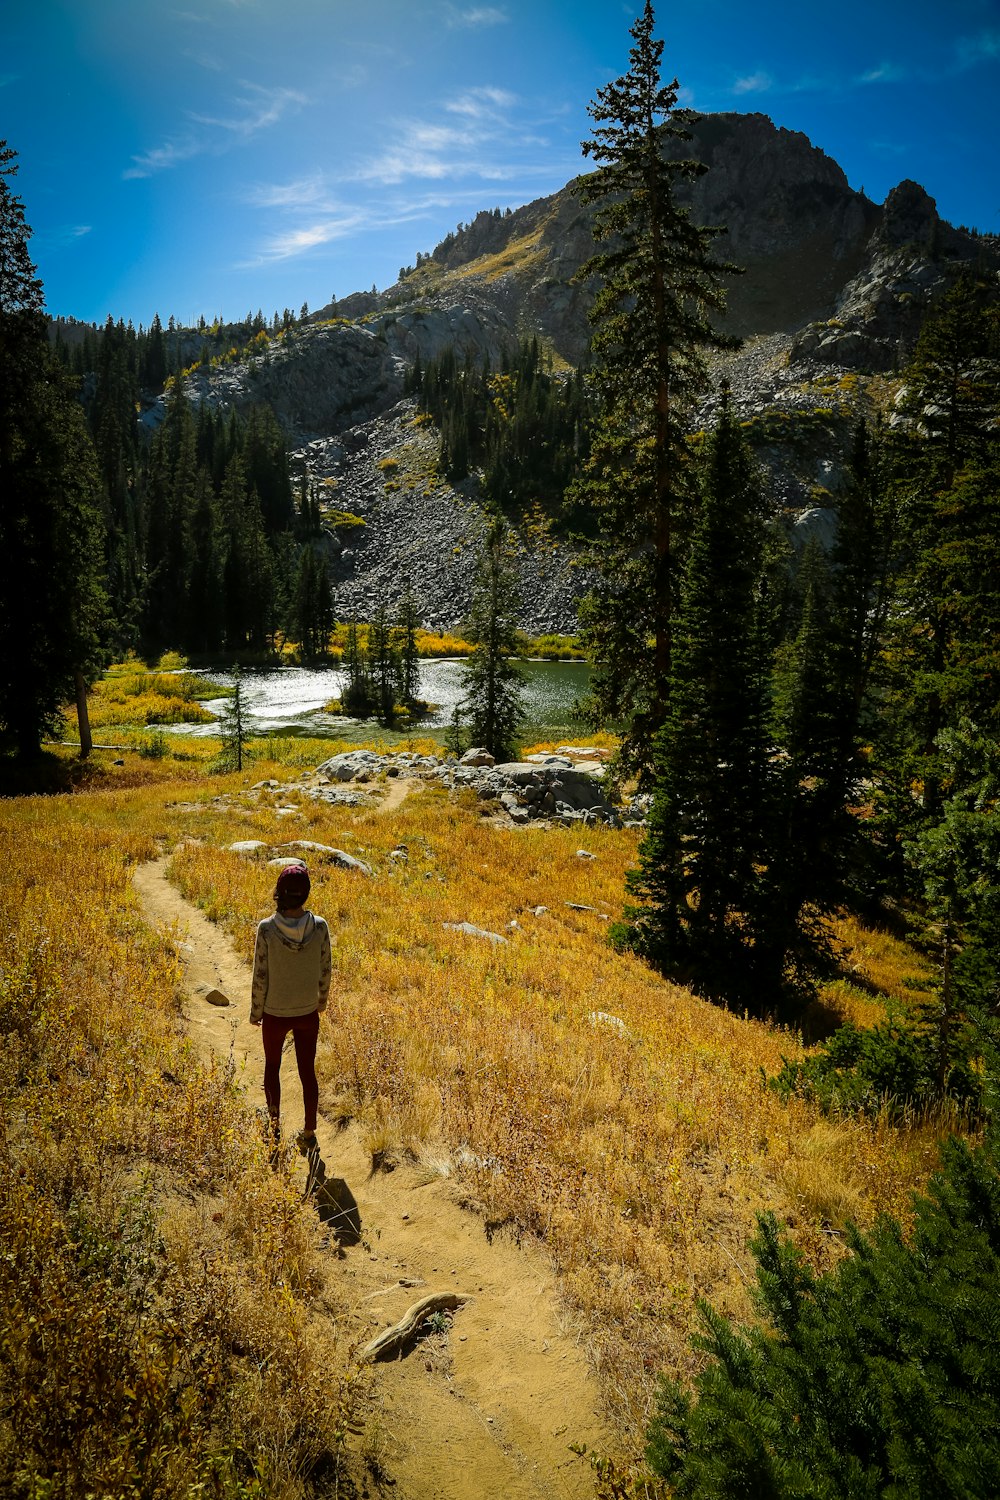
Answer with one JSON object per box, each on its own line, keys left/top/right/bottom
{"left": 317, "top": 750, "right": 386, "bottom": 782}
{"left": 305, "top": 749, "right": 626, "bottom": 826}
{"left": 493, "top": 763, "right": 612, "bottom": 815}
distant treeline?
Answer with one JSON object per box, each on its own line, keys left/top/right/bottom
{"left": 76, "top": 319, "right": 331, "bottom": 659}
{"left": 407, "top": 336, "right": 594, "bottom": 530}
{"left": 50, "top": 304, "right": 316, "bottom": 390}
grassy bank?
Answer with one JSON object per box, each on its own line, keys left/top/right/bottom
{"left": 1, "top": 740, "right": 954, "bottom": 1487}
{"left": 0, "top": 775, "right": 365, "bottom": 1498}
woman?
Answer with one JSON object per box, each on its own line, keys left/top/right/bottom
{"left": 249, "top": 860, "right": 331, "bottom": 1155}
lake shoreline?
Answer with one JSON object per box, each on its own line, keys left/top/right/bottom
{"left": 119, "top": 658, "right": 594, "bottom": 743}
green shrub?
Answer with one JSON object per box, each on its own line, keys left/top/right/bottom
{"left": 137, "top": 730, "right": 167, "bottom": 759}
{"left": 647, "top": 1133, "right": 1000, "bottom": 1496}
{"left": 770, "top": 1018, "right": 983, "bottom": 1121}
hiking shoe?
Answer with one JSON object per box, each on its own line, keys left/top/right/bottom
{"left": 296, "top": 1130, "right": 319, "bottom": 1157}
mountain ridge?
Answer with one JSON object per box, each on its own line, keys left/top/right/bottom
{"left": 135, "top": 110, "right": 999, "bottom": 632}
{"left": 319, "top": 111, "right": 997, "bottom": 373}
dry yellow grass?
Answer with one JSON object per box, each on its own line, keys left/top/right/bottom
{"left": 445, "top": 225, "right": 550, "bottom": 285}
{"left": 0, "top": 786, "right": 364, "bottom": 1496}
{"left": 164, "top": 766, "right": 942, "bottom": 1440}
{"left": 1, "top": 741, "right": 953, "bottom": 1473}
{"left": 84, "top": 656, "right": 220, "bottom": 730}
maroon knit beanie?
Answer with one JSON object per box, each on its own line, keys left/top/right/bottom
{"left": 275, "top": 861, "right": 310, "bottom": 910}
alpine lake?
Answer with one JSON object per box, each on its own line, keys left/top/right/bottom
{"left": 178, "top": 658, "right": 593, "bottom": 747}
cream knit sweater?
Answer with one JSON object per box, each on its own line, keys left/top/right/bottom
{"left": 250, "top": 911, "right": 332, "bottom": 1022}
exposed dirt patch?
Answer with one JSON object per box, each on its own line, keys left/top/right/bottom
{"left": 374, "top": 776, "right": 413, "bottom": 817}
{"left": 133, "top": 855, "right": 607, "bottom": 1499}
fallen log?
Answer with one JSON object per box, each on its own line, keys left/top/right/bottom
{"left": 359, "top": 1291, "right": 471, "bottom": 1363}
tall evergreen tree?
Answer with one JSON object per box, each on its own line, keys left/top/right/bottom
{"left": 368, "top": 604, "right": 399, "bottom": 723}
{"left": 572, "top": 1, "right": 737, "bottom": 783}
{"left": 291, "top": 545, "right": 334, "bottom": 660}
{"left": 185, "top": 469, "right": 223, "bottom": 654}
{"left": 396, "top": 586, "right": 422, "bottom": 710}
{"left": 763, "top": 540, "right": 849, "bottom": 998}
{"left": 880, "top": 275, "right": 1000, "bottom": 823}
{"left": 91, "top": 318, "right": 142, "bottom": 644}
{"left": 340, "top": 620, "right": 373, "bottom": 717}
{"left": 619, "top": 393, "right": 771, "bottom": 1007}
{"left": 462, "top": 517, "right": 526, "bottom": 761}
{"left": 0, "top": 142, "right": 108, "bottom": 756}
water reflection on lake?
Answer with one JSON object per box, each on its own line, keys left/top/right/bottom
{"left": 182, "top": 658, "right": 592, "bottom": 741}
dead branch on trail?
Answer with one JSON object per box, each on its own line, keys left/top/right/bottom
{"left": 359, "top": 1291, "right": 471, "bottom": 1363}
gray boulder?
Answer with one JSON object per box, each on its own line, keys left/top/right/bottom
{"left": 442, "top": 921, "right": 508, "bottom": 945}
{"left": 460, "top": 747, "right": 495, "bottom": 766}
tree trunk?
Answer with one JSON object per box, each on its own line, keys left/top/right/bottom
{"left": 75, "top": 670, "right": 93, "bottom": 759}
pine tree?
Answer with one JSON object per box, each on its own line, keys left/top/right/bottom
{"left": 0, "top": 142, "right": 108, "bottom": 757}
{"left": 219, "top": 452, "right": 250, "bottom": 652}
{"left": 647, "top": 1130, "right": 1000, "bottom": 1497}
{"left": 762, "top": 539, "right": 849, "bottom": 998}
{"left": 571, "top": 1, "right": 738, "bottom": 783}
{"left": 905, "top": 722, "right": 1000, "bottom": 1096}
{"left": 216, "top": 665, "right": 252, "bottom": 772}
{"left": 141, "top": 311, "right": 167, "bottom": 390}
{"left": 340, "top": 620, "right": 373, "bottom": 717}
{"left": 619, "top": 393, "right": 771, "bottom": 1007}
{"left": 291, "top": 545, "right": 334, "bottom": 660}
{"left": 368, "top": 604, "right": 399, "bottom": 723}
{"left": 185, "top": 469, "right": 223, "bottom": 654}
{"left": 881, "top": 275, "right": 1000, "bottom": 822}
{"left": 461, "top": 518, "right": 526, "bottom": 762}
{"left": 396, "top": 586, "right": 422, "bottom": 710}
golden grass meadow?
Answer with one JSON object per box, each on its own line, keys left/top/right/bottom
{"left": 0, "top": 730, "right": 952, "bottom": 1495}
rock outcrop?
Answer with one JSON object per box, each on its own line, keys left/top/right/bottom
{"left": 325, "top": 112, "right": 997, "bottom": 372}
{"left": 315, "top": 749, "right": 630, "bottom": 827}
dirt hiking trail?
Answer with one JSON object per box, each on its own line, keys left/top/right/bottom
{"left": 134, "top": 855, "right": 608, "bottom": 1500}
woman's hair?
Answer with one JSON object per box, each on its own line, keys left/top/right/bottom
{"left": 274, "top": 861, "right": 310, "bottom": 911}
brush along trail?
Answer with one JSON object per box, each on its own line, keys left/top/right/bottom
{"left": 133, "top": 843, "right": 608, "bottom": 1500}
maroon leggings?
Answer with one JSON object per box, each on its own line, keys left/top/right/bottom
{"left": 261, "top": 1009, "right": 320, "bottom": 1131}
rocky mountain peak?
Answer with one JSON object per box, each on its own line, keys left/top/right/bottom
{"left": 877, "top": 178, "right": 941, "bottom": 249}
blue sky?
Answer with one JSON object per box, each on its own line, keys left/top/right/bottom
{"left": 5, "top": 0, "right": 999, "bottom": 328}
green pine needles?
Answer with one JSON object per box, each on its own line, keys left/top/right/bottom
{"left": 647, "top": 1132, "right": 1000, "bottom": 1498}
{"left": 459, "top": 517, "right": 526, "bottom": 761}
{"left": 615, "top": 389, "right": 773, "bottom": 1006}
{"left": 572, "top": 0, "right": 739, "bottom": 784}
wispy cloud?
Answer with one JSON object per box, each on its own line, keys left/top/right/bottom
{"left": 124, "top": 82, "right": 306, "bottom": 178}
{"left": 41, "top": 224, "right": 93, "bottom": 248}
{"left": 732, "top": 71, "right": 772, "bottom": 95}
{"left": 352, "top": 89, "right": 550, "bottom": 187}
{"left": 857, "top": 62, "right": 905, "bottom": 85}
{"left": 124, "top": 137, "right": 203, "bottom": 179}
{"left": 241, "top": 216, "right": 365, "bottom": 266}
{"left": 723, "top": 60, "right": 913, "bottom": 101}
{"left": 243, "top": 85, "right": 573, "bottom": 269}
{"left": 190, "top": 82, "right": 307, "bottom": 136}
{"left": 955, "top": 29, "right": 1000, "bottom": 68}
{"left": 248, "top": 174, "right": 331, "bottom": 211}
{"left": 185, "top": 48, "right": 226, "bottom": 71}
{"left": 0, "top": 73, "right": 17, "bottom": 88}
{"left": 445, "top": 86, "right": 517, "bottom": 120}
{"left": 445, "top": 5, "right": 508, "bottom": 26}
